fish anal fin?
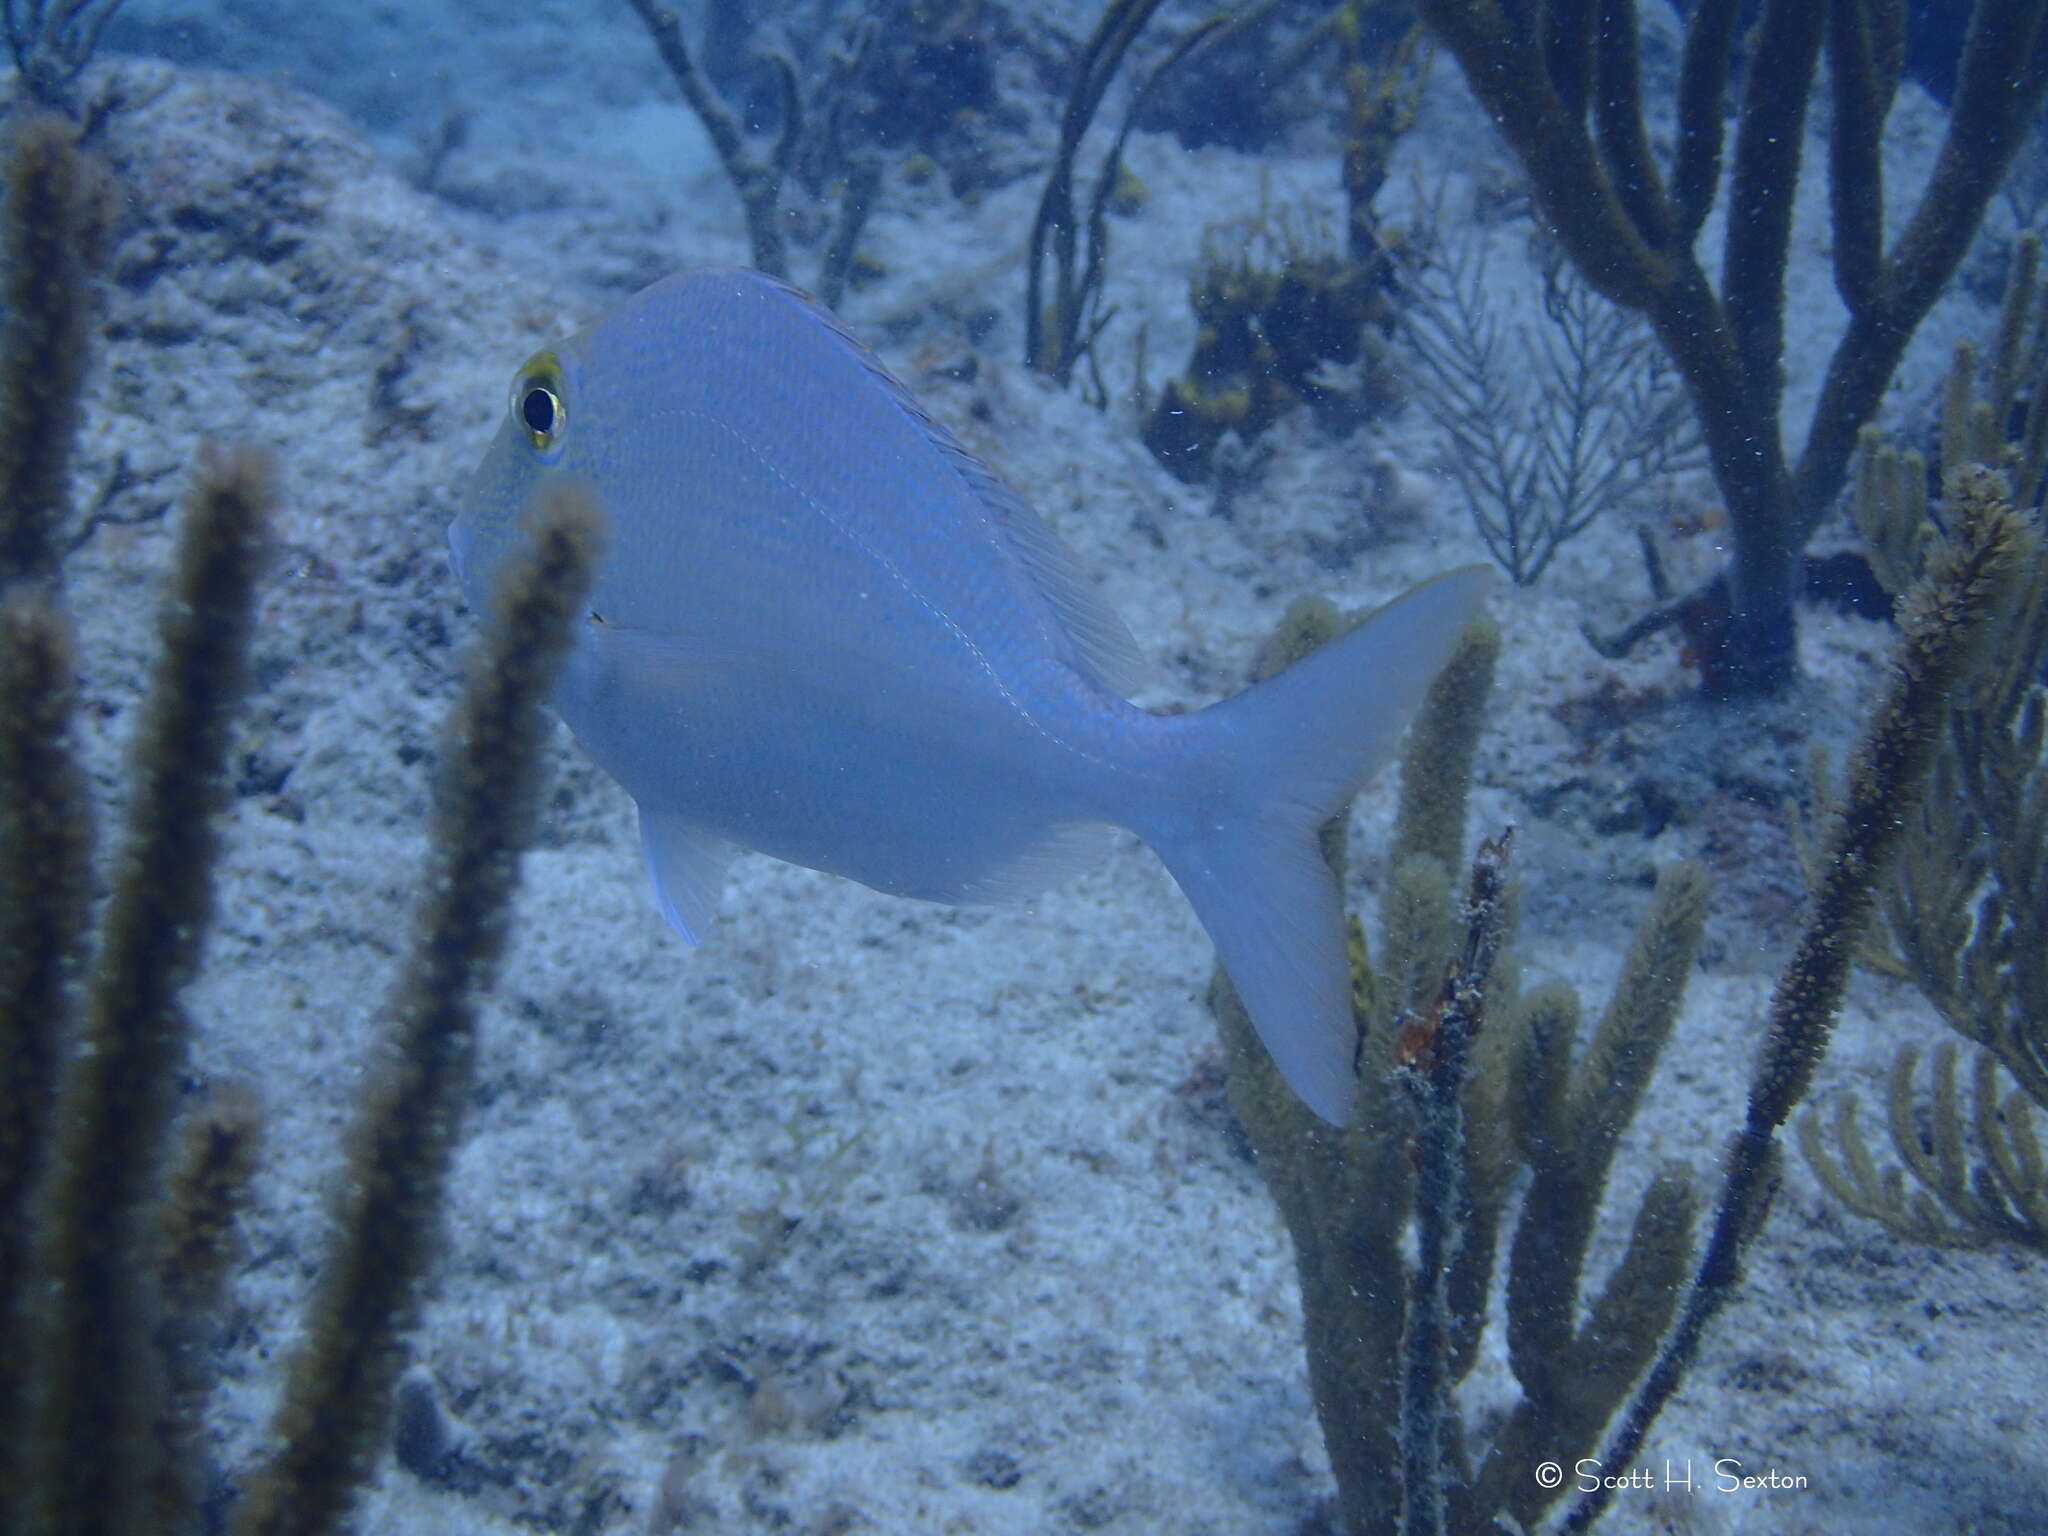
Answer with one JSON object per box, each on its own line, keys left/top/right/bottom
{"left": 940, "top": 821, "right": 1115, "bottom": 905}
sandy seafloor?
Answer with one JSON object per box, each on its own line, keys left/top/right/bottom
{"left": 24, "top": 2, "right": 2047, "bottom": 1531}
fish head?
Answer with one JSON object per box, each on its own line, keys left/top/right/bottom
{"left": 452, "top": 275, "right": 737, "bottom": 617}
{"left": 452, "top": 271, "right": 809, "bottom": 628}
{"left": 451, "top": 340, "right": 596, "bottom": 612}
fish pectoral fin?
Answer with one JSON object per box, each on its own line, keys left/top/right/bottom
{"left": 586, "top": 616, "right": 758, "bottom": 695}
{"left": 637, "top": 807, "right": 733, "bottom": 945}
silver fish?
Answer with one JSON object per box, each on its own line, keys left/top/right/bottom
{"left": 452, "top": 268, "right": 1488, "bottom": 1123}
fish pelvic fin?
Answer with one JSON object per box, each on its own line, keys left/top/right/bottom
{"left": 1151, "top": 566, "right": 1492, "bottom": 1124}
{"left": 638, "top": 806, "right": 734, "bottom": 945}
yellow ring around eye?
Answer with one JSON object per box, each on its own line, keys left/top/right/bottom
{"left": 511, "top": 350, "right": 568, "bottom": 457}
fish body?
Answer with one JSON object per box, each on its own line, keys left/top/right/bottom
{"left": 453, "top": 268, "right": 1488, "bottom": 1123}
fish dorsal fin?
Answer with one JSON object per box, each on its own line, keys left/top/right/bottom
{"left": 638, "top": 806, "right": 733, "bottom": 945}
{"left": 763, "top": 274, "right": 1152, "bottom": 698}
{"left": 947, "top": 456, "right": 1153, "bottom": 699}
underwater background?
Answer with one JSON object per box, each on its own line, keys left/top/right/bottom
{"left": 5, "top": 0, "right": 2045, "bottom": 1531}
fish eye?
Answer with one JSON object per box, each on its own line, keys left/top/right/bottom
{"left": 521, "top": 385, "right": 557, "bottom": 435}
{"left": 511, "top": 350, "right": 568, "bottom": 458}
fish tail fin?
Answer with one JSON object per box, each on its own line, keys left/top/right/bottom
{"left": 1150, "top": 567, "right": 1491, "bottom": 1124}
